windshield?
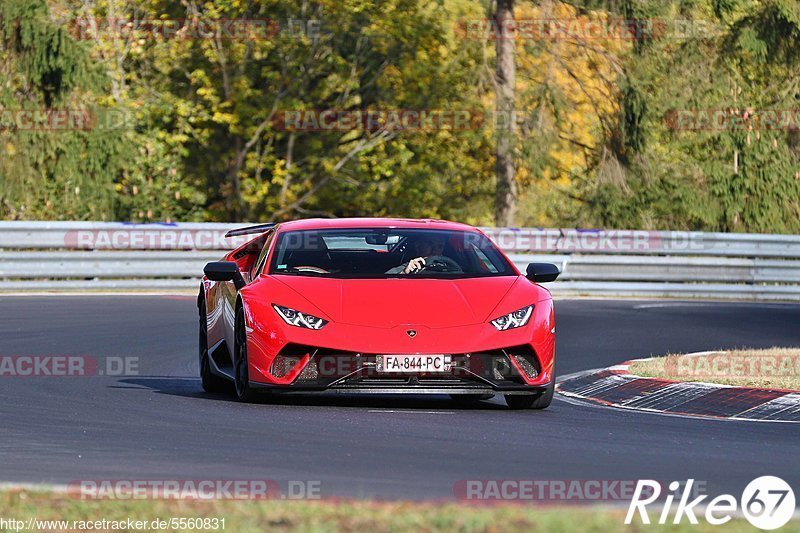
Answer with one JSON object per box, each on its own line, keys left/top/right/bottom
{"left": 268, "top": 228, "right": 515, "bottom": 278}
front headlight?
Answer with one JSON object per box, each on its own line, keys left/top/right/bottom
{"left": 490, "top": 305, "right": 534, "bottom": 331}
{"left": 273, "top": 304, "right": 328, "bottom": 330}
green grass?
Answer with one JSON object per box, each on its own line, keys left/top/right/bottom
{"left": 0, "top": 489, "right": 796, "bottom": 532}
{"left": 628, "top": 347, "right": 800, "bottom": 390}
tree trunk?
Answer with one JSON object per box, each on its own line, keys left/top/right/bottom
{"left": 495, "top": 0, "right": 517, "bottom": 227}
{"left": 226, "top": 137, "right": 244, "bottom": 221}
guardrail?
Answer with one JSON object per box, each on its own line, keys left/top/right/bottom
{"left": 1, "top": 222, "right": 799, "bottom": 300}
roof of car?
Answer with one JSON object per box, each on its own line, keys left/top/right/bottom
{"left": 275, "top": 218, "right": 480, "bottom": 232}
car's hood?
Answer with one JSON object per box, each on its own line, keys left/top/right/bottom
{"left": 270, "top": 276, "right": 521, "bottom": 329}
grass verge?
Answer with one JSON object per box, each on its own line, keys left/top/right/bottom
{"left": 628, "top": 347, "right": 800, "bottom": 389}
{"left": 0, "top": 489, "right": 795, "bottom": 532}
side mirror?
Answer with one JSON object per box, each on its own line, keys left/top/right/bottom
{"left": 204, "top": 261, "right": 246, "bottom": 290}
{"left": 526, "top": 263, "right": 560, "bottom": 283}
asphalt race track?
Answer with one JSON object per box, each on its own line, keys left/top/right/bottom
{"left": 1, "top": 296, "right": 798, "bottom": 500}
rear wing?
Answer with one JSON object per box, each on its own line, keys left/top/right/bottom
{"left": 224, "top": 223, "right": 276, "bottom": 238}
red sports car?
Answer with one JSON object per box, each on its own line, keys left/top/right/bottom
{"left": 198, "top": 218, "right": 559, "bottom": 409}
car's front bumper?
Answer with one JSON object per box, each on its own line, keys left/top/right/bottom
{"left": 249, "top": 383, "right": 549, "bottom": 395}
{"left": 247, "top": 349, "right": 552, "bottom": 394}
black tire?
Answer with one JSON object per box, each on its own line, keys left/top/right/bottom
{"left": 199, "top": 297, "right": 228, "bottom": 393}
{"left": 234, "top": 306, "right": 258, "bottom": 402}
{"left": 505, "top": 375, "right": 555, "bottom": 410}
{"left": 529, "top": 377, "right": 555, "bottom": 410}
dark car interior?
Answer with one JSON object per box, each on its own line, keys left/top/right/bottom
{"left": 270, "top": 230, "right": 513, "bottom": 277}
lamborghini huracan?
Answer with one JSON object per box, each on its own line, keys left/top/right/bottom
{"left": 198, "top": 218, "right": 559, "bottom": 409}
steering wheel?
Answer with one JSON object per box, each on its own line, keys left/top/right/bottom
{"left": 293, "top": 265, "right": 330, "bottom": 274}
{"left": 420, "top": 255, "right": 463, "bottom": 273}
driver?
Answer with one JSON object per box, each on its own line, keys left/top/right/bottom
{"left": 386, "top": 235, "right": 447, "bottom": 274}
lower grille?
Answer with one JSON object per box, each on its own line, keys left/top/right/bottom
{"left": 272, "top": 345, "right": 542, "bottom": 388}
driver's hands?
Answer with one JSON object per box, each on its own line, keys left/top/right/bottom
{"left": 403, "top": 257, "right": 426, "bottom": 274}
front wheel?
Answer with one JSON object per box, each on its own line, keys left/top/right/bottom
{"left": 505, "top": 376, "right": 555, "bottom": 410}
{"left": 234, "top": 306, "right": 258, "bottom": 402}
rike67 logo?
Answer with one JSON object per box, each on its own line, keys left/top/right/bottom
{"left": 626, "top": 477, "right": 796, "bottom": 530}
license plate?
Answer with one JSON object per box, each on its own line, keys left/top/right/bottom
{"left": 377, "top": 354, "right": 452, "bottom": 373}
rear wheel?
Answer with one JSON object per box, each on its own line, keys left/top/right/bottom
{"left": 234, "top": 306, "right": 258, "bottom": 403}
{"left": 199, "top": 297, "right": 228, "bottom": 393}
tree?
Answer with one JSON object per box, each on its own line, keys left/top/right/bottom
{"left": 0, "top": 0, "right": 203, "bottom": 221}
{"left": 581, "top": 0, "right": 800, "bottom": 232}
{"left": 494, "top": 0, "right": 517, "bottom": 226}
